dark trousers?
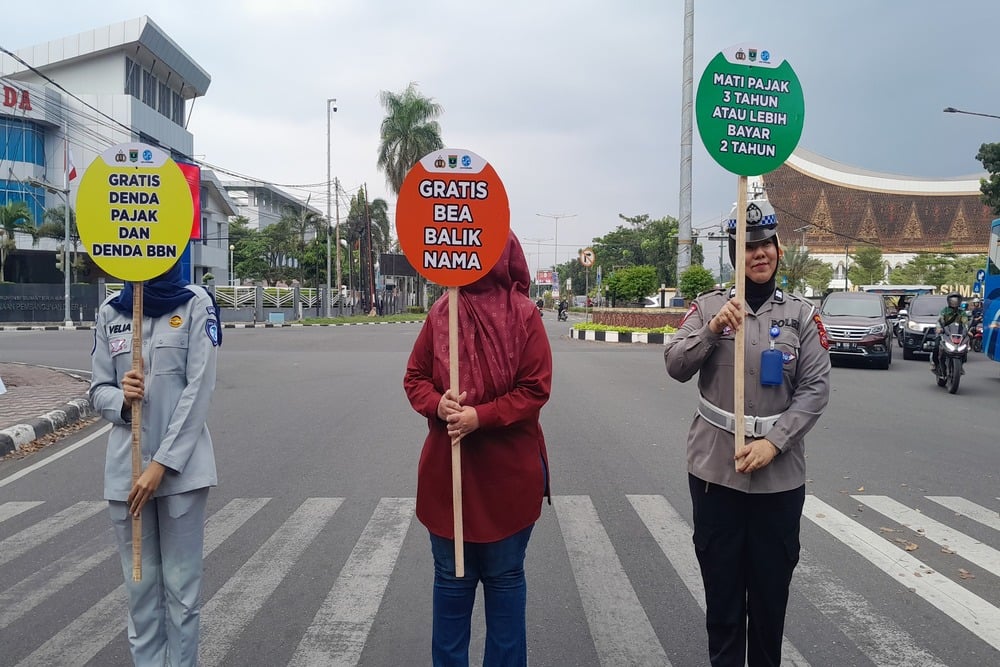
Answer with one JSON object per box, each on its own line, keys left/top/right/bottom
{"left": 689, "top": 474, "right": 805, "bottom": 667}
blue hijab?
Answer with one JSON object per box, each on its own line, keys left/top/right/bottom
{"left": 109, "top": 263, "right": 222, "bottom": 342}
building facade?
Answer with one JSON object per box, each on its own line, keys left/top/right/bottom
{"left": 762, "top": 148, "right": 991, "bottom": 290}
{"left": 0, "top": 16, "right": 232, "bottom": 283}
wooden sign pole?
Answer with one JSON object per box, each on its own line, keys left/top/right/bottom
{"left": 733, "top": 176, "right": 748, "bottom": 465}
{"left": 448, "top": 286, "right": 465, "bottom": 577}
{"left": 130, "top": 283, "right": 143, "bottom": 582}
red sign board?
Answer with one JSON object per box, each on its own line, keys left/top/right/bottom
{"left": 395, "top": 149, "right": 510, "bottom": 287}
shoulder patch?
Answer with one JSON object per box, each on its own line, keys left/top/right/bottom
{"left": 812, "top": 312, "right": 830, "bottom": 350}
{"left": 680, "top": 302, "right": 698, "bottom": 327}
{"left": 205, "top": 319, "right": 221, "bottom": 347}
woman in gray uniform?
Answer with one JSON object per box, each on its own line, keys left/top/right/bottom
{"left": 90, "top": 260, "right": 220, "bottom": 666}
{"left": 664, "top": 200, "right": 830, "bottom": 667}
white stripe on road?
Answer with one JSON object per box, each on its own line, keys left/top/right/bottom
{"left": 627, "top": 494, "right": 810, "bottom": 667}
{"left": 795, "top": 553, "right": 947, "bottom": 667}
{"left": 0, "top": 424, "right": 110, "bottom": 490}
{"left": 854, "top": 495, "right": 1000, "bottom": 576}
{"left": 804, "top": 496, "right": 1000, "bottom": 651}
{"left": 16, "top": 497, "right": 270, "bottom": 667}
{"left": 0, "top": 500, "right": 43, "bottom": 523}
{"left": 289, "top": 497, "right": 415, "bottom": 667}
{"left": 927, "top": 496, "right": 1000, "bottom": 533}
{"left": 199, "top": 498, "right": 344, "bottom": 667}
{"left": 553, "top": 495, "right": 671, "bottom": 666}
{"left": 0, "top": 530, "right": 114, "bottom": 629}
{"left": 0, "top": 500, "right": 104, "bottom": 567}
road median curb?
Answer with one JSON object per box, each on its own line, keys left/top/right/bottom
{"left": 0, "top": 398, "right": 94, "bottom": 457}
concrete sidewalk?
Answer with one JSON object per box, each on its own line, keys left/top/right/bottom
{"left": 0, "top": 362, "right": 93, "bottom": 456}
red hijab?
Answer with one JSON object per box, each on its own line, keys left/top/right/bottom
{"left": 428, "top": 231, "right": 534, "bottom": 406}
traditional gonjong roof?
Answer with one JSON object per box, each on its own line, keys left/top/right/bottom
{"left": 762, "top": 148, "right": 991, "bottom": 253}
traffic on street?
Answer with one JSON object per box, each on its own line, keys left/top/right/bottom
{"left": 1, "top": 318, "right": 998, "bottom": 666}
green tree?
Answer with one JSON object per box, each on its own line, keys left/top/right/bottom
{"left": 605, "top": 265, "right": 658, "bottom": 304}
{"left": 0, "top": 201, "right": 36, "bottom": 282}
{"left": 804, "top": 261, "right": 834, "bottom": 296}
{"left": 588, "top": 213, "right": 703, "bottom": 294}
{"left": 847, "top": 245, "right": 885, "bottom": 287}
{"left": 976, "top": 142, "right": 1000, "bottom": 215}
{"left": 678, "top": 265, "right": 716, "bottom": 300}
{"left": 779, "top": 245, "right": 818, "bottom": 294}
{"left": 947, "top": 254, "right": 987, "bottom": 288}
{"left": 890, "top": 253, "right": 952, "bottom": 289}
{"left": 377, "top": 82, "right": 444, "bottom": 196}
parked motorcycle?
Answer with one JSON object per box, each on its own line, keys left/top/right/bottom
{"left": 923, "top": 322, "right": 970, "bottom": 394}
{"left": 970, "top": 316, "right": 983, "bottom": 353}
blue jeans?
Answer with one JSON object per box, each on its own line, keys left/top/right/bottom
{"left": 429, "top": 525, "right": 534, "bottom": 667}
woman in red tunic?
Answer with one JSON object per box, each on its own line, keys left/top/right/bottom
{"left": 404, "top": 231, "right": 552, "bottom": 667}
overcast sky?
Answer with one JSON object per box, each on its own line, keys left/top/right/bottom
{"left": 6, "top": 1, "right": 998, "bottom": 275}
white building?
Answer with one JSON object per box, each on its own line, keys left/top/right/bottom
{"left": 0, "top": 16, "right": 231, "bottom": 283}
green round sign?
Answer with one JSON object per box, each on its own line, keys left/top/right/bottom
{"left": 696, "top": 44, "right": 804, "bottom": 176}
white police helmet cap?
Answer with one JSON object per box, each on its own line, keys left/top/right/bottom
{"left": 727, "top": 199, "right": 778, "bottom": 243}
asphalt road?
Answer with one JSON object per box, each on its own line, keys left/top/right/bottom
{"left": 1, "top": 316, "right": 998, "bottom": 666}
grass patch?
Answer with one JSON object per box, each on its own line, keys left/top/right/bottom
{"left": 572, "top": 322, "right": 676, "bottom": 334}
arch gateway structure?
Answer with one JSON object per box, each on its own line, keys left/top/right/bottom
{"left": 760, "top": 147, "right": 992, "bottom": 291}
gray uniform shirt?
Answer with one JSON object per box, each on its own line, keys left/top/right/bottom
{"left": 90, "top": 286, "right": 219, "bottom": 501}
{"left": 664, "top": 287, "right": 831, "bottom": 493}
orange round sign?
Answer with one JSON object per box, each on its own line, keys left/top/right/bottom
{"left": 396, "top": 149, "right": 510, "bottom": 287}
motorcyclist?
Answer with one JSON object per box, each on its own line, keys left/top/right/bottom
{"left": 970, "top": 297, "right": 983, "bottom": 324}
{"left": 931, "top": 292, "right": 968, "bottom": 371}
{"left": 557, "top": 299, "right": 568, "bottom": 320}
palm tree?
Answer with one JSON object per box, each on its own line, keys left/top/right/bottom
{"left": 0, "top": 201, "right": 36, "bottom": 282}
{"left": 377, "top": 82, "right": 444, "bottom": 195}
{"left": 779, "top": 244, "right": 825, "bottom": 295}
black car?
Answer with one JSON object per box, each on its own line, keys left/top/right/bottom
{"left": 899, "top": 294, "right": 947, "bottom": 360}
{"left": 819, "top": 292, "right": 893, "bottom": 369}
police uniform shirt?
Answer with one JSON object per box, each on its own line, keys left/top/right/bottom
{"left": 91, "top": 286, "right": 219, "bottom": 501}
{"left": 664, "top": 287, "right": 831, "bottom": 493}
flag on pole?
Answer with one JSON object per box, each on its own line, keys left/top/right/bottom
{"left": 66, "top": 148, "right": 78, "bottom": 181}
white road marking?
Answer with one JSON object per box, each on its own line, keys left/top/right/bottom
{"left": 0, "top": 500, "right": 104, "bottom": 567}
{"left": 554, "top": 495, "right": 671, "bottom": 666}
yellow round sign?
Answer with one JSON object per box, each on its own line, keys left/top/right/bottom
{"left": 76, "top": 143, "right": 194, "bottom": 281}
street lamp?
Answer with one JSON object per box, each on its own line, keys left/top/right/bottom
{"left": 943, "top": 106, "right": 1000, "bottom": 120}
{"left": 326, "top": 97, "right": 338, "bottom": 318}
{"left": 29, "top": 178, "right": 72, "bottom": 327}
{"left": 523, "top": 237, "right": 551, "bottom": 297}
{"left": 535, "top": 213, "right": 576, "bottom": 272}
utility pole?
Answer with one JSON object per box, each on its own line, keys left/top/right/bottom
{"left": 325, "top": 98, "right": 337, "bottom": 317}
{"left": 535, "top": 213, "right": 576, "bottom": 272}
{"left": 676, "top": 0, "right": 695, "bottom": 281}
{"left": 335, "top": 177, "right": 342, "bottom": 316}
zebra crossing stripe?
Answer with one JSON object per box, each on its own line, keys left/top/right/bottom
{"left": 0, "top": 500, "right": 104, "bottom": 568}
{"left": 854, "top": 495, "right": 1000, "bottom": 576}
{"left": 795, "top": 552, "right": 947, "bottom": 667}
{"left": 927, "top": 496, "right": 1000, "bottom": 533}
{"left": 626, "top": 494, "right": 810, "bottom": 667}
{"left": 0, "top": 530, "right": 114, "bottom": 630}
{"left": 289, "top": 497, "right": 416, "bottom": 667}
{"left": 0, "top": 500, "right": 44, "bottom": 523}
{"left": 16, "top": 497, "right": 270, "bottom": 667}
{"left": 804, "top": 496, "right": 1000, "bottom": 651}
{"left": 199, "top": 497, "right": 344, "bottom": 667}
{"left": 553, "top": 495, "right": 672, "bottom": 666}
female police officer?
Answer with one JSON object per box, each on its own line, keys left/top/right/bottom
{"left": 664, "top": 200, "right": 830, "bottom": 666}
{"left": 90, "top": 260, "right": 220, "bottom": 666}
